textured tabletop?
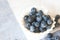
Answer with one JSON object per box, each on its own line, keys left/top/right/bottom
{"left": 0, "top": 0, "right": 26, "bottom": 40}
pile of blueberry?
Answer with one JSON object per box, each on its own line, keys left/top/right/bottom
{"left": 46, "top": 33, "right": 60, "bottom": 40}
{"left": 24, "top": 7, "right": 53, "bottom": 33}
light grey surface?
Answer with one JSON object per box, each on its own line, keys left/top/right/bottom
{"left": 0, "top": 0, "right": 26, "bottom": 40}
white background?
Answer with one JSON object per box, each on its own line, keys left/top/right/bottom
{"left": 7, "top": 0, "right": 60, "bottom": 40}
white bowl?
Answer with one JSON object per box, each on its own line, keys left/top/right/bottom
{"left": 7, "top": 0, "right": 60, "bottom": 40}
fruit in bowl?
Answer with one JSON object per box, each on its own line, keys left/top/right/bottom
{"left": 24, "top": 7, "right": 53, "bottom": 33}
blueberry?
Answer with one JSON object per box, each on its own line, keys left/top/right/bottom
{"left": 55, "top": 15, "right": 60, "bottom": 27}
{"left": 30, "top": 25, "right": 35, "bottom": 32}
{"left": 34, "top": 27, "right": 40, "bottom": 33}
{"left": 47, "top": 15, "right": 51, "bottom": 19}
{"left": 30, "top": 7, "right": 37, "bottom": 15}
{"left": 36, "top": 10, "right": 43, "bottom": 17}
{"left": 41, "top": 21, "right": 47, "bottom": 28}
{"left": 24, "top": 15, "right": 29, "bottom": 23}
{"left": 31, "top": 7, "right": 37, "bottom": 12}
{"left": 42, "top": 15, "right": 48, "bottom": 21}
{"left": 47, "top": 19, "right": 53, "bottom": 25}
{"left": 32, "top": 22, "right": 35, "bottom": 25}
{"left": 38, "top": 10, "right": 43, "bottom": 16}
{"left": 54, "top": 36, "right": 60, "bottom": 40}
{"left": 55, "top": 15, "right": 60, "bottom": 22}
{"left": 47, "top": 33, "right": 53, "bottom": 38}
{"left": 29, "top": 15, "right": 36, "bottom": 20}
{"left": 34, "top": 22, "right": 40, "bottom": 27}
{"left": 55, "top": 15, "right": 60, "bottom": 26}
{"left": 55, "top": 23, "right": 60, "bottom": 27}
{"left": 25, "top": 23, "right": 31, "bottom": 30}
{"left": 39, "top": 27, "right": 43, "bottom": 32}
{"left": 52, "top": 36, "right": 60, "bottom": 40}
{"left": 27, "top": 16, "right": 34, "bottom": 23}
{"left": 36, "top": 16, "right": 42, "bottom": 22}
{"left": 24, "top": 15, "right": 29, "bottom": 20}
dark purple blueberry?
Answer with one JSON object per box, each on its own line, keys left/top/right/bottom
{"left": 36, "top": 16, "right": 42, "bottom": 22}
{"left": 41, "top": 21, "right": 47, "bottom": 28}
{"left": 47, "top": 19, "right": 53, "bottom": 25}
{"left": 30, "top": 25, "right": 35, "bottom": 32}
{"left": 47, "top": 33, "right": 53, "bottom": 38}
{"left": 34, "top": 22, "right": 40, "bottom": 27}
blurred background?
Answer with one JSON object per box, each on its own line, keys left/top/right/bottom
{"left": 0, "top": 0, "right": 26, "bottom": 40}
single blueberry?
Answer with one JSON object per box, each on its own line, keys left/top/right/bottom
{"left": 34, "top": 22, "right": 40, "bottom": 27}
{"left": 31, "top": 7, "right": 37, "bottom": 12}
{"left": 38, "top": 10, "right": 44, "bottom": 16}
{"left": 54, "top": 36, "right": 60, "bottom": 40}
{"left": 32, "top": 22, "right": 35, "bottom": 25}
{"left": 36, "top": 10, "right": 43, "bottom": 17}
{"left": 47, "top": 15, "right": 51, "bottom": 18}
{"left": 24, "top": 15, "right": 29, "bottom": 23}
{"left": 47, "top": 33, "right": 53, "bottom": 38}
{"left": 39, "top": 27, "right": 43, "bottom": 32}
{"left": 36, "top": 16, "right": 42, "bottom": 22}
{"left": 30, "top": 7, "right": 37, "bottom": 15}
{"left": 27, "top": 16, "right": 34, "bottom": 23}
{"left": 41, "top": 21, "right": 47, "bottom": 28}
{"left": 24, "top": 15, "right": 29, "bottom": 20}
{"left": 55, "top": 23, "right": 60, "bottom": 27}
{"left": 47, "top": 19, "right": 53, "bottom": 25}
{"left": 30, "top": 25, "right": 35, "bottom": 32}
{"left": 29, "top": 15, "right": 36, "bottom": 20}
{"left": 55, "top": 15, "right": 60, "bottom": 27}
{"left": 55, "top": 15, "right": 60, "bottom": 22}
{"left": 42, "top": 15, "right": 48, "bottom": 21}
{"left": 34, "top": 27, "right": 40, "bottom": 33}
